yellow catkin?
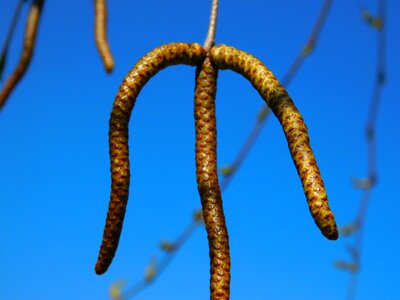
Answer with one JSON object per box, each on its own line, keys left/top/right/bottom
{"left": 0, "top": 0, "right": 44, "bottom": 110}
{"left": 194, "top": 57, "right": 230, "bottom": 300}
{"left": 94, "top": 0, "right": 114, "bottom": 73}
{"left": 95, "top": 43, "right": 206, "bottom": 275}
{"left": 209, "top": 44, "right": 338, "bottom": 240}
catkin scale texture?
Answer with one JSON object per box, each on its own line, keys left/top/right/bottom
{"left": 95, "top": 43, "right": 206, "bottom": 275}
{"left": 195, "top": 57, "right": 230, "bottom": 300}
{"left": 209, "top": 45, "right": 338, "bottom": 240}
{"left": 0, "top": 0, "right": 44, "bottom": 109}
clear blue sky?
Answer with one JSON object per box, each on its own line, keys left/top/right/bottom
{"left": 1, "top": 1, "right": 399, "bottom": 299}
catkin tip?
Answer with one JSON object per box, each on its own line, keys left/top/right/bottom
{"left": 324, "top": 226, "right": 339, "bottom": 240}
{"left": 105, "top": 61, "right": 114, "bottom": 73}
{"left": 329, "top": 231, "right": 339, "bottom": 240}
{"left": 95, "top": 264, "right": 106, "bottom": 275}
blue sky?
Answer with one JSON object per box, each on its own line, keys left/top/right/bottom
{"left": 0, "top": 1, "right": 399, "bottom": 299}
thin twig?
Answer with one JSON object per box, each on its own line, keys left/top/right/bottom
{"left": 0, "top": 0, "right": 26, "bottom": 80}
{"left": 341, "top": 1, "right": 386, "bottom": 299}
{"left": 219, "top": 107, "right": 270, "bottom": 191}
{"left": 118, "top": 216, "right": 202, "bottom": 300}
{"left": 203, "top": 0, "right": 219, "bottom": 51}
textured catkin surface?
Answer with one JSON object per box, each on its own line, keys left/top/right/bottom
{"left": 195, "top": 57, "right": 230, "bottom": 300}
{"left": 0, "top": 0, "right": 44, "bottom": 109}
{"left": 209, "top": 45, "right": 338, "bottom": 240}
{"left": 95, "top": 43, "right": 206, "bottom": 275}
{"left": 94, "top": 0, "right": 114, "bottom": 73}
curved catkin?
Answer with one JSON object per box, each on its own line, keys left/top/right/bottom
{"left": 0, "top": 0, "right": 44, "bottom": 110}
{"left": 95, "top": 43, "right": 206, "bottom": 275}
{"left": 94, "top": 0, "right": 114, "bottom": 73}
{"left": 209, "top": 44, "right": 338, "bottom": 240}
{"left": 195, "top": 57, "right": 230, "bottom": 300}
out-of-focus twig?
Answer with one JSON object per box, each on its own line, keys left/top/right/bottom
{"left": 0, "top": 0, "right": 26, "bottom": 80}
{"left": 334, "top": 2, "right": 386, "bottom": 300}
{"left": 0, "top": 0, "right": 44, "bottom": 110}
{"left": 110, "top": 1, "right": 334, "bottom": 298}
{"left": 110, "top": 212, "right": 204, "bottom": 300}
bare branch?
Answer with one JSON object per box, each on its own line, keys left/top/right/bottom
{"left": 344, "top": 1, "right": 386, "bottom": 299}
{"left": 0, "top": 0, "right": 26, "bottom": 80}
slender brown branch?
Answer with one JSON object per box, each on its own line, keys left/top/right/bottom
{"left": 220, "top": 107, "right": 270, "bottom": 191}
{"left": 195, "top": 57, "right": 230, "bottom": 299}
{"left": 117, "top": 214, "right": 202, "bottom": 300}
{"left": 94, "top": 0, "right": 115, "bottom": 73}
{"left": 0, "top": 0, "right": 26, "bottom": 80}
{"left": 95, "top": 43, "right": 206, "bottom": 275}
{"left": 203, "top": 0, "right": 219, "bottom": 51}
{"left": 342, "top": 1, "right": 386, "bottom": 299}
{"left": 0, "top": 0, "right": 44, "bottom": 110}
{"left": 210, "top": 44, "right": 338, "bottom": 240}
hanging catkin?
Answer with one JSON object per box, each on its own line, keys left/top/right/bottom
{"left": 209, "top": 44, "right": 338, "bottom": 240}
{"left": 95, "top": 43, "right": 206, "bottom": 275}
{"left": 194, "top": 57, "right": 230, "bottom": 300}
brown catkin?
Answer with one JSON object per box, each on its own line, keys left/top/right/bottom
{"left": 95, "top": 43, "right": 206, "bottom": 275}
{"left": 209, "top": 44, "right": 338, "bottom": 240}
{"left": 0, "top": 0, "right": 44, "bottom": 110}
{"left": 94, "top": 0, "right": 114, "bottom": 73}
{"left": 195, "top": 57, "right": 230, "bottom": 300}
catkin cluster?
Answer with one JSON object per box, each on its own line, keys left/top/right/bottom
{"left": 95, "top": 42, "right": 338, "bottom": 300}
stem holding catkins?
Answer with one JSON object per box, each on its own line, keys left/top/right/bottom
{"left": 209, "top": 44, "right": 338, "bottom": 240}
{"left": 203, "top": 0, "right": 219, "bottom": 52}
{"left": 95, "top": 43, "right": 206, "bottom": 275}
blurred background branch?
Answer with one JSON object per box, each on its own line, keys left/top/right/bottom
{"left": 0, "top": 0, "right": 26, "bottom": 80}
{"left": 334, "top": 1, "right": 386, "bottom": 299}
